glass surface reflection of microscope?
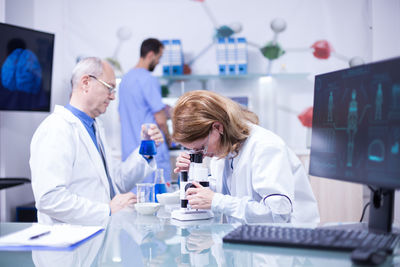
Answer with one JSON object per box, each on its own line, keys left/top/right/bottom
{"left": 171, "top": 153, "right": 214, "bottom": 221}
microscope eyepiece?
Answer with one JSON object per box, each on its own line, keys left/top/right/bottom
{"left": 190, "top": 152, "right": 203, "bottom": 163}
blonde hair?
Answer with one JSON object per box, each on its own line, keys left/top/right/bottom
{"left": 172, "top": 90, "right": 259, "bottom": 158}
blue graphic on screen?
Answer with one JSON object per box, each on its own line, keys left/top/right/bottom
{"left": 310, "top": 57, "right": 400, "bottom": 188}
{"left": 0, "top": 23, "right": 54, "bottom": 111}
{"left": 2, "top": 48, "right": 42, "bottom": 93}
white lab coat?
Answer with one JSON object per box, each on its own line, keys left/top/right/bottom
{"left": 30, "top": 105, "right": 156, "bottom": 226}
{"left": 210, "top": 124, "right": 320, "bottom": 224}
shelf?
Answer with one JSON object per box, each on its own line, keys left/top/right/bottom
{"left": 0, "top": 178, "right": 30, "bottom": 190}
{"left": 158, "top": 73, "right": 310, "bottom": 81}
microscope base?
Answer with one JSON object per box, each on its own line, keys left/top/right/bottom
{"left": 171, "top": 209, "right": 213, "bottom": 221}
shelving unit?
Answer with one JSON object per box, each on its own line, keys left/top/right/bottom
{"left": 159, "top": 73, "right": 310, "bottom": 94}
{"left": 159, "top": 73, "right": 310, "bottom": 81}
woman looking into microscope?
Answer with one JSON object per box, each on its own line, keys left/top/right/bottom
{"left": 172, "top": 90, "right": 319, "bottom": 224}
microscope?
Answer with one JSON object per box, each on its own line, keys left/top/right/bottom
{"left": 171, "top": 153, "right": 214, "bottom": 221}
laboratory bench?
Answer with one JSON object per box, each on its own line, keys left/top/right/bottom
{"left": 0, "top": 207, "right": 399, "bottom": 267}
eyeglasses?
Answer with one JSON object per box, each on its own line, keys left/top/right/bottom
{"left": 89, "top": 75, "right": 115, "bottom": 94}
{"left": 190, "top": 131, "right": 210, "bottom": 155}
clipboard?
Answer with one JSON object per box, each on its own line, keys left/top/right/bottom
{"left": 0, "top": 223, "right": 104, "bottom": 251}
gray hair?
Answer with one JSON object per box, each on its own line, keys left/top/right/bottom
{"left": 70, "top": 57, "right": 103, "bottom": 89}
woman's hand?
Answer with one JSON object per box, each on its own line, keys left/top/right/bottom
{"left": 186, "top": 182, "right": 215, "bottom": 210}
{"left": 174, "top": 151, "right": 191, "bottom": 173}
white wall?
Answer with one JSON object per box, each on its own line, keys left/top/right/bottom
{"left": 0, "top": 0, "right": 4, "bottom": 22}
{"left": 372, "top": 0, "right": 400, "bottom": 60}
{"left": 1, "top": 0, "right": 399, "bottom": 222}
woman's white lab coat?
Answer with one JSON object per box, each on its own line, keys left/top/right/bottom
{"left": 209, "top": 124, "right": 320, "bottom": 224}
{"left": 30, "top": 105, "right": 156, "bottom": 225}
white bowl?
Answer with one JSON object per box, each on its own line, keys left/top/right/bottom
{"left": 135, "top": 202, "right": 161, "bottom": 215}
{"left": 157, "top": 191, "right": 180, "bottom": 205}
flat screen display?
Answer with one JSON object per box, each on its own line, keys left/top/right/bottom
{"left": 0, "top": 23, "right": 54, "bottom": 111}
{"left": 309, "top": 57, "right": 400, "bottom": 189}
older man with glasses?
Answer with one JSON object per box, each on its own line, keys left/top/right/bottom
{"left": 30, "top": 57, "right": 164, "bottom": 226}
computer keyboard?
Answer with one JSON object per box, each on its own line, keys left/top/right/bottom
{"left": 223, "top": 225, "right": 400, "bottom": 253}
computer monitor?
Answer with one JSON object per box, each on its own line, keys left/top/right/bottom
{"left": 309, "top": 57, "right": 400, "bottom": 233}
{"left": 0, "top": 23, "right": 54, "bottom": 111}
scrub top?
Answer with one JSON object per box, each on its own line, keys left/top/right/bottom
{"left": 119, "top": 68, "right": 171, "bottom": 182}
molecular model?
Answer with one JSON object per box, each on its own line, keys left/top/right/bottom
{"left": 186, "top": 0, "right": 243, "bottom": 69}
{"left": 189, "top": 0, "right": 364, "bottom": 74}
{"left": 260, "top": 18, "right": 365, "bottom": 74}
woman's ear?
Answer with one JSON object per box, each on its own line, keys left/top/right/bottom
{"left": 213, "top": 122, "right": 224, "bottom": 135}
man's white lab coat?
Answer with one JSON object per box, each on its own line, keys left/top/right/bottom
{"left": 30, "top": 105, "right": 156, "bottom": 225}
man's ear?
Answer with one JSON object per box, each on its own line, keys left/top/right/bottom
{"left": 146, "top": 51, "right": 155, "bottom": 61}
{"left": 80, "top": 75, "right": 90, "bottom": 92}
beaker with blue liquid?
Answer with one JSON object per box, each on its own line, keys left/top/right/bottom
{"left": 139, "top": 123, "right": 157, "bottom": 156}
{"left": 154, "top": 168, "right": 167, "bottom": 202}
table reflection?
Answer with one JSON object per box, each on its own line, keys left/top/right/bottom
{"left": 10, "top": 207, "right": 396, "bottom": 267}
{"left": 32, "top": 230, "right": 106, "bottom": 267}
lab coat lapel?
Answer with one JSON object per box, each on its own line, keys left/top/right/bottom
{"left": 94, "top": 119, "right": 118, "bottom": 196}
{"left": 77, "top": 124, "right": 111, "bottom": 197}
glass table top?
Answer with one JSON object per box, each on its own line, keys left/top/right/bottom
{"left": 1, "top": 207, "right": 399, "bottom": 267}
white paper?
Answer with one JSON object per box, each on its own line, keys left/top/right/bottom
{"left": 0, "top": 224, "right": 103, "bottom": 248}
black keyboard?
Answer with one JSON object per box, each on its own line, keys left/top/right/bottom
{"left": 223, "top": 225, "right": 400, "bottom": 253}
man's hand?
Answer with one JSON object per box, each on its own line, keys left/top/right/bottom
{"left": 186, "top": 229, "right": 214, "bottom": 253}
{"left": 154, "top": 109, "right": 171, "bottom": 147}
{"left": 174, "top": 151, "right": 191, "bottom": 173}
{"left": 186, "top": 182, "right": 215, "bottom": 210}
{"left": 142, "top": 123, "right": 164, "bottom": 146}
{"left": 110, "top": 192, "right": 137, "bottom": 214}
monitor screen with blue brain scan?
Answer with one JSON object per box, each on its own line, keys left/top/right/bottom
{"left": 0, "top": 23, "right": 54, "bottom": 111}
{"left": 310, "top": 57, "right": 400, "bottom": 189}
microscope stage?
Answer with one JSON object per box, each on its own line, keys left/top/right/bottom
{"left": 171, "top": 209, "right": 214, "bottom": 221}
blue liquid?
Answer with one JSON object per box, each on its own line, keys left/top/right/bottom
{"left": 154, "top": 183, "right": 167, "bottom": 203}
{"left": 139, "top": 140, "right": 157, "bottom": 155}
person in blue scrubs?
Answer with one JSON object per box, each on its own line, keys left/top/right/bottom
{"left": 119, "top": 38, "right": 172, "bottom": 183}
